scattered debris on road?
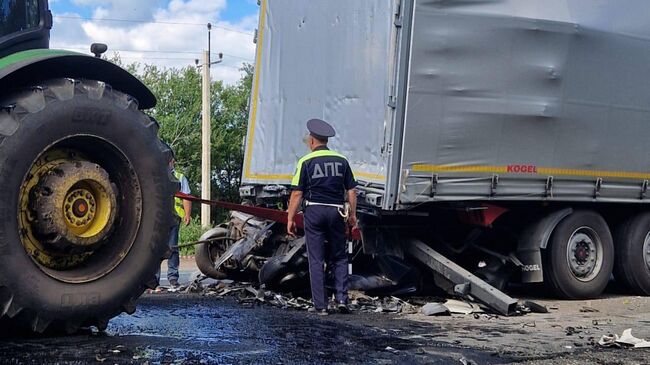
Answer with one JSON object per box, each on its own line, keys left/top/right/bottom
{"left": 579, "top": 306, "right": 600, "bottom": 313}
{"left": 459, "top": 356, "right": 478, "bottom": 365}
{"left": 518, "top": 300, "right": 549, "bottom": 314}
{"left": 443, "top": 299, "right": 482, "bottom": 315}
{"left": 421, "top": 303, "right": 448, "bottom": 316}
{"left": 154, "top": 273, "right": 550, "bottom": 321}
{"left": 598, "top": 329, "right": 650, "bottom": 349}
{"left": 565, "top": 326, "right": 583, "bottom": 336}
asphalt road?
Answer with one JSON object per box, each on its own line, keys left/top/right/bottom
{"left": 0, "top": 293, "right": 647, "bottom": 365}
{"left": 158, "top": 257, "right": 199, "bottom": 287}
{"left": 0, "top": 295, "right": 498, "bottom": 365}
{"left": 0, "top": 258, "right": 647, "bottom": 364}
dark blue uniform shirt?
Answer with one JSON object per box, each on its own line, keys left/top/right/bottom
{"left": 291, "top": 146, "right": 358, "bottom": 205}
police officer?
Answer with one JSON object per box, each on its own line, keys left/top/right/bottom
{"left": 287, "top": 119, "right": 358, "bottom": 315}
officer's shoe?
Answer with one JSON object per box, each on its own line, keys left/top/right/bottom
{"left": 337, "top": 302, "right": 350, "bottom": 314}
{"left": 169, "top": 280, "right": 181, "bottom": 291}
{"left": 308, "top": 307, "right": 329, "bottom": 316}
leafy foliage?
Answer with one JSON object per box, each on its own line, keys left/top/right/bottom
{"left": 179, "top": 221, "right": 209, "bottom": 256}
{"left": 113, "top": 55, "right": 253, "bottom": 225}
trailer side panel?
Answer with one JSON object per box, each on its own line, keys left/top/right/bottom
{"left": 398, "top": 0, "right": 650, "bottom": 205}
{"left": 242, "top": 0, "right": 395, "bottom": 186}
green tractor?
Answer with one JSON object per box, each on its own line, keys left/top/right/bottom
{"left": 0, "top": 0, "right": 176, "bottom": 333}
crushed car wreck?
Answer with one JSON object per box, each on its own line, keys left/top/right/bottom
{"left": 187, "top": 198, "right": 519, "bottom": 316}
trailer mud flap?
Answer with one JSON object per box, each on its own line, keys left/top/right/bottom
{"left": 516, "top": 208, "right": 573, "bottom": 283}
{"left": 406, "top": 238, "right": 518, "bottom": 316}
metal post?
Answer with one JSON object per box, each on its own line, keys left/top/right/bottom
{"left": 201, "top": 49, "right": 211, "bottom": 228}
{"left": 348, "top": 240, "right": 353, "bottom": 275}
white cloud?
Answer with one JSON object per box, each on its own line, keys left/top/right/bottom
{"left": 51, "top": 0, "right": 258, "bottom": 85}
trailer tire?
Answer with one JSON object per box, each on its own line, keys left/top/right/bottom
{"left": 613, "top": 213, "right": 650, "bottom": 295}
{"left": 195, "top": 227, "right": 229, "bottom": 280}
{"left": 543, "top": 211, "right": 613, "bottom": 299}
{"left": 0, "top": 79, "right": 175, "bottom": 334}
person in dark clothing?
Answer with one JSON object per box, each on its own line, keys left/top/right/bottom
{"left": 287, "top": 119, "right": 358, "bottom": 315}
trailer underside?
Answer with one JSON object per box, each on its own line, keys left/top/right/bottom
{"left": 190, "top": 184, "right": 650, "bottom": 311}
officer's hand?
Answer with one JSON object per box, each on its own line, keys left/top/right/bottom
{"left": 287, "top": 220, "right": 297, "bottom": 237}
{"left": 183, "top": 215, "right": 191, "bottom": 226}
{"left": 348, "top": 215, "right": 358, "bottom": 228}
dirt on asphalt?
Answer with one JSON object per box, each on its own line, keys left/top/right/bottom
{"left": 405, "top": 294, "right": 650, "bottom": 365}
{"left": 0, "top": 292, "right": 648, "bottom": 364}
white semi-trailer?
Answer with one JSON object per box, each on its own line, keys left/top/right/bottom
{"left": 198, "top": 0, "right": 650, "bottom": 305}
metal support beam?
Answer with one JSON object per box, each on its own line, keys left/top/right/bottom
{"left": 405, "top": 238, "right": 518, "bottom": 316}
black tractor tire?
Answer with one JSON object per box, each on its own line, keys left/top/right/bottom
{"left": 613, "top": 213, "right": 650, "bottom": 295}
{"left": 0, "top": 79, "right": 176, "bottom": 334}
{"left": 195, "top": 227, "right": 230, "bottom": 280}
{"left": 542, "top": 210, "right": 614, "bottom": 299}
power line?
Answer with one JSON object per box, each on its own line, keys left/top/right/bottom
{"left": 78, "top": 54, "right": 246, "bottom": 69}
{"left": 118, "top": 56, "right": 196, "bottom": 60}
{"left": 53, "top": 15, "right": 255, "bottom": 36}
{"left": 118, "top": 56, "right": 245, "bottom": 70}
{"left": 50, "top": 45, "right": 254, "bottom": 62}
{"left": 216, "top": 53, "right": 253, "bottom": 61}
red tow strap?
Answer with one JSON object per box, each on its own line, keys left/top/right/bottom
{"left": 175, "top": 192, "right": 362, "bottom": 240}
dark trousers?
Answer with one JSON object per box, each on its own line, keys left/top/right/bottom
{"left": 304, "top": 205, "right": 349, "bottom": 309}
{"left": 156, "top": 223, "right": 180, "bottom": 285}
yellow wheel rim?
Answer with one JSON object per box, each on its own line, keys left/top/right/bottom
{"left": 18, "top": 149, "right": 118, "bottom": 270}
{"left": 63, "top": 183, "right": 112, "bottom": 238}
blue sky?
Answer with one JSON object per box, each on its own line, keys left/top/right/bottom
{"left": 51, "top": 0, "right": 98, "bottom": 18}
{"left": 50, "top": 0, "right": 259, "bottom": 24}
{"left": 48, "top": 0, "right": 259, "bottom": 83}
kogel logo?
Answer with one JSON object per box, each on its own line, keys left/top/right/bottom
{"left": 507, "top": 165, "right": 538, "bottom": 174}
{"left": 521, "top": 264, "right": 541, "bottom": 272}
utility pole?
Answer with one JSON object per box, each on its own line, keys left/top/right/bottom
{"left": 199, "top": 23, "right": 223, "bottom": 228}
{"left": 201, "top": 48, "right": 211, "bottom": 228}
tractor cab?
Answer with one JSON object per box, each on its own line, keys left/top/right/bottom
{"left": 0, "top": 0, "right": 52, "bottom": 58}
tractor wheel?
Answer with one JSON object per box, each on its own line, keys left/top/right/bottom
{"left": 195, "top": 227, "right": 230, "bottom": 280}
{"left": 613, "top": 213, "right": 650, "bottom": 295}
{"left": 0, "top": 79, "right": 176, "bottom": 334}
{"left": 542, "top": 210, "right": 614, "bottom": 299}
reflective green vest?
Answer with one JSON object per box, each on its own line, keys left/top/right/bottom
{"left": 174, "top": 170, "right": 186, "bottom": 219}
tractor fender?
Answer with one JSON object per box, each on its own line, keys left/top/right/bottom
{"left": 516, "top": 208, "right": 573, "bottom": 283}
{"left": 0, "top": 49, "right": 155, "bottom": 109}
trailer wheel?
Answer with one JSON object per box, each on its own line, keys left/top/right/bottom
{"left": 0, "top": 79, "right": 175, "bottom": 334}
{"left": 195, "top": 227, "right": 230, "bottom": 279}
{"left": 613, "top": 213, "right": 650, "bottom": 295}
{"left": 543, "top": 211, "right": 613, "bottom": 299}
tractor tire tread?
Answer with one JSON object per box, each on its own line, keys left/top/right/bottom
{"left": 0, "top": 78, "right": 175, "bottom": 334}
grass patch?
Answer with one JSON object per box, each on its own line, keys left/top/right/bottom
{"left": 179, "top": 220, "right": 210, "bottom": 256}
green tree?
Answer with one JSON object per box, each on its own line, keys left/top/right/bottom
{"left": 211, "top": 63, "right": 254, "bottom": 204}
{"left": 110, "top": 55, "right": 253, "bottom": 225}
{"left": 141, "top": 64, "right": 203, "bottom": 193}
